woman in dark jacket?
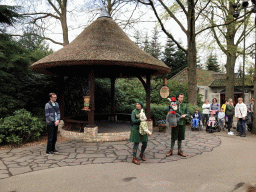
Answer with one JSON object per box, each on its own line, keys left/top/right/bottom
{"left": 130, "top": 101, "right": 148, "bottom": 165}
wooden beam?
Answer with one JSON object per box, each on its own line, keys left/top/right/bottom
{"left": 88, "top": 70, "right": 95, "bottom": 127}
{"left": 146, "top": 74, "right": 151, "bottom": 120}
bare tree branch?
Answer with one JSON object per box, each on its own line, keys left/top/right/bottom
{"left": 158, "top": 0, "right": 187, "bottom": 34}
{"left": 22, "top": 12, "right": 60, "bottom": 20}
{"left": 146, "top": 0, "right": 187, "bottom": 53}
{"left": 47, "top": 0, "right": 61, "bottom": 16}
{"left": 195, "top": 0, "right": 211, "bottom": 21}
{"left": 175, "top": 0, "right": 188, "bottom": 16}
{"left": 9, "top": 33, "right": 63, "bottom": 46}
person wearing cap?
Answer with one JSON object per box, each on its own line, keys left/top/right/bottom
{"left": 130, "top": 101, "right": 148, "bottom": 165}
{"left": 166, "top": 92, "right": 189, "bottom": 157}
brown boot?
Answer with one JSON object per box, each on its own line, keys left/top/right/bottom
{"left": 139, "top": 153, "right": 146, "bottom": 161}
{"left": 166, "top": 149, "right": 173, "bottom": 157}
{"left": 178, "top": 149, "right": 186, "bottom": 157}
{"left": 132, "top": 157, "right": 140, "bottom": 165}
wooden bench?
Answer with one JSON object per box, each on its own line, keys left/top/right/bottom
{"left": 63, "top": 118, "right": 87, "bottom": 132}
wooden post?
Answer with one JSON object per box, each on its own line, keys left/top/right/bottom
{"left": 111, "top": 77, "right": 116, "bottom": 121}
{"left": 137, "top": 75, "right": 151, "bottom": 120}
{"left": 58, "top": 76, "right": 65, "bottom": 120}
{"left": 146, "top": 74, "right": 151, "bottom": 120}
{"left": 88, "top": 70, "right": 95, "bottom": 127}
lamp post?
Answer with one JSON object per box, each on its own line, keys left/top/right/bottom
{"left": 234, "top": 0, "right": 256, "bottom": 133}
{"left": 251, "top": 0, "right": 256, "bottom": 134}
{"left": 233, "top": 0, "right": 249, "bottom": 101}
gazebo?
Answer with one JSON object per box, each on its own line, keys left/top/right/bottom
{"left": 30, "top": 9, "right": 170, "bottom": 142}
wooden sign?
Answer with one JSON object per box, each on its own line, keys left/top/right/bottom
{"left": 160, "top": 86, "right": 169, "bottom": 98}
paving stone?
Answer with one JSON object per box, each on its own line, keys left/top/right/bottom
{"left": 0, "top": 170, "right": 8, "bottom": 174}
{"left": 0, "top": 161, "right": 6, "bottom": 170}
{"left": 9, "top": 166, "right": 31, "bottom": 176}
{"left": 47, "top": 155, "right": 67, "bottom": 160}
{"left": 7, "top": 164, "right": 21, "bottom": 168}
{"left": 77, "top": 153, "right": 105, "bottom": 158}
{"left": 93, "top": 158, "right": 116, "bottom": 164}
{"left": 0, "top": 128, "right": 222, "bottom": 177}
{"left": 114, "top": 150, "right": 131, "bottom": 156}
{"left": 0, "top": 174, "right": 9, "bottom": 179}
{"left": 33, "top": 167, "right": 48, "bottom": 171}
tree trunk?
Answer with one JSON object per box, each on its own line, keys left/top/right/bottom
{"left": 60, "top": 0, "right": 69, "bottom": 46}
{"left": 225, "top": 54, "right": 236, "bottom": 101}
{"left": 225, "top": 5, "right": 237, "bottom": 102}
{"left": 187, "top": 0, "right": 197, "bottom": 105}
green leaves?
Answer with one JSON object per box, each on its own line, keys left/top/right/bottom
{"left": 0, "top": 109, "right": 45, "bottom": 145}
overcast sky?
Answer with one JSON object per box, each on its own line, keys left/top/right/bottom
{"left": 2, "top": 0, "right": 254, "bottom": 73}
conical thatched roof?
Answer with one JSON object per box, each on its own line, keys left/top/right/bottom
{"left": 30, "top": 15, "right": 170, "bottom": 77}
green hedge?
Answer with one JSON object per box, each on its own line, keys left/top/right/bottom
{"left": 0, "top": 109, "right": 45, "bottom": 145}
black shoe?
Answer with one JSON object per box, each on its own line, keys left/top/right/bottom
{"left": 240, "top": 134, "right": 246, "bottom": 137}
{"left": 53, "top": 149, "right": 59, "bottom": 153}
{"left": 236, "top": 134, "right": 241, "bottom": 136}
{"left": 46, "top": 151, "right": 54, "bottom": 155}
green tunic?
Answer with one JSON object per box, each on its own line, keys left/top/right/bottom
{"left": 171, "top": 102, "right": 189, "bottom": 141}
{"left": 129, "top": 109, "right": 148, "bottom": 143}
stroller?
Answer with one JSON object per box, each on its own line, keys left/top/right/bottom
{"left": 206, "top": 110, "right": 220, "bottom": 133}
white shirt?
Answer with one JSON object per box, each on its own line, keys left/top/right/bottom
{"left": 218, "top": 112, "right": 225, "bottom": 120}
{"left": 202, "top": 104, "right": 211, "bottom": 114}
{"left": 235, "top": 103, "right": 247, "bottom": 118}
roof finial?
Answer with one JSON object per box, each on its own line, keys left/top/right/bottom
{"left": 98, "top": 7, "right": 112, "bottom": 19}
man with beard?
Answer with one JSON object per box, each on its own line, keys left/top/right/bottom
{"left": 166, "top": 93, "right": 189, "bottom": 157}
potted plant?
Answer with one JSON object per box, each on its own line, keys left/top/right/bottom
{"left": 157, "top": 120, "right": 167, "bottom": 132}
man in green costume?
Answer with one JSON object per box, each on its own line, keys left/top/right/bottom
{"left": 166, "top": 93, "right": 189, "bottom": 157}
{"left": 130, "top": 101, "right": 148, "bottom": 165}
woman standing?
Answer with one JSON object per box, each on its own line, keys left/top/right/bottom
{"left": 226, "top": 98, "right": 234, "bottom": 135}
{"left": 202, "top": 99, "right": 210, "bottom": 126}
{"left": 210, "top": 98, "right": 220, "bottom": 115}
{"left": 130, "top": 101, "right": 148, "bottom": 165}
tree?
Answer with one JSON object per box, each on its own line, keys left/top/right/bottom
{"left": 204, "top": 0, "right": 254, "bottom": 101}
{"left": 142, "top": 33, "right": 150, "bottom": 53}
{"left": 8, "top": 0, "right": 144, "bottom": 47}
{"left": 138, "top": 0, "right": 212, "bottom": 105}
{"left": 0, "top": 5, "right": 22, "bottom": 25}
{"left": 162, "top": 37, "right": 187, "bottom": 78}
{"left": 206, "top": 53, "right": 220, "bottom": 72}
{"left": 149, "top": 28, "right": 161, "bottom": 59}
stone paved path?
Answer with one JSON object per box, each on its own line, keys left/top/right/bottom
{"left": 0, "top": 129, "right": 221, "bottom": 179}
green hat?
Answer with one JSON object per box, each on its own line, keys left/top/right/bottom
{"left": 136, "top": 100, "right": 144, "bottom": 108}
{"left": 176, "top": 92, "right": 183, "bottom": 99}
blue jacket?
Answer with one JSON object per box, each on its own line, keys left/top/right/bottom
{"left": 192, "top": 112, "right": 202, "bottom": 121}
{"left": 45, "top": 101, "right": 61, "bottom": 125}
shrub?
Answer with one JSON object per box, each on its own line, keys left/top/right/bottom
{"left": 0, "top": 109, "right": 45, "bottom": 145}
{"left": 150, "top": 104, "right": 168, "bottom": 126}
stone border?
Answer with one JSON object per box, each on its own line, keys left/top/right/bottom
{"left": 59, "top": 120, "right": 153, "bottom": 142}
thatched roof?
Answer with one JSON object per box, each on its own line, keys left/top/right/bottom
{"left": 30, "top": 15, "right": 170, "bottom": 77}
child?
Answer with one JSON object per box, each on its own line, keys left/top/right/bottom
{"left": 192, "top": 108, "right": 202, "bottom": 128}
{"left": 218, "top": 108, "right": 226, "bottom": 132}
{"left": 139, "top": 109, "right": 152, "bottom": 135}
{"left": 208, "top": 111, "right": 216, "bottom": 127}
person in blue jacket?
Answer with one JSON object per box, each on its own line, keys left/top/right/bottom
{"left": 192, "top": 108, "right": 202, "bottom": 128}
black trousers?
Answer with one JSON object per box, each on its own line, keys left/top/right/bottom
{"left": 46, "top": 124, "right": 58, "bottom": 152}
{"left": 227, "top": 115, "right": 233, "bottom": 132}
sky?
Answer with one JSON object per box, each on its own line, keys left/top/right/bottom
{"left": 2, "top": 0, "right": 254, "bottom": 73}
